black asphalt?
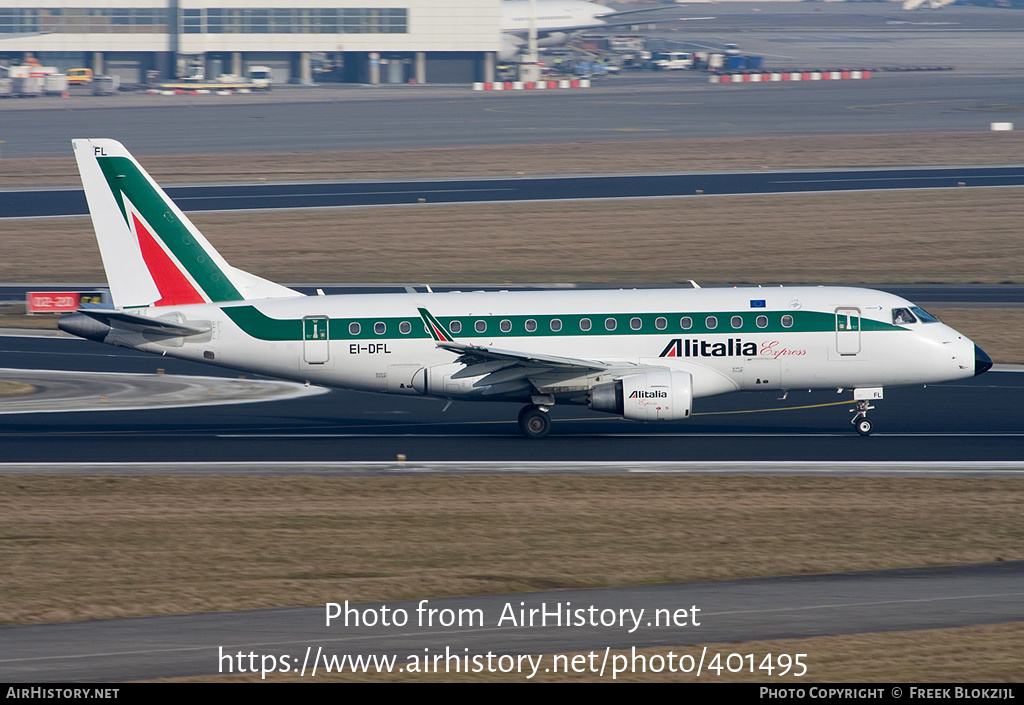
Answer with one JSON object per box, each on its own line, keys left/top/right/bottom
{"left": 4, "top": 165, "right": 1024, "bottom": 219}
{"left": 2, "top": 335, "right": 1022, "bottom": 463}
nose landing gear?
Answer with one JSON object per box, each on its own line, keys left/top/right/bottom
{"left": 851, "top": 409, "right": 876, "bottom": 438}
{"left": 850, "top": 399, "right": 875, "bottom": 436}
{"left": 848, "top": 387, "right": 883, "bottom": 436}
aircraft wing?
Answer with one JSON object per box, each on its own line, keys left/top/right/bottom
{"left": 594, "top": 4, "right": 691, "bottom": 20}
{"left": 439, "top": 340, "right": 611, "bottom": 373}
{"left": 512, "top": 17, "right": 713, "bottom": 35}
{"left": 419, "top": 307, "right": 652, "bottom": 397}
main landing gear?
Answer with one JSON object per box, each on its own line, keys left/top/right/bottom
{"left": 518, "top": 404, "right": 552, "bottom": 439}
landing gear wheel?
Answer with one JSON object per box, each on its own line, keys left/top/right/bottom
{"left": 849, "top": 397, "right": 878, "bottom": 437}
{"left": 518, "top": 405, "right": 551, "bottom": 439}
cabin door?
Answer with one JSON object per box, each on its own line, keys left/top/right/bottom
{"left": 834, "top": 308, "right": 861, "bottom": 356}
{"left": 303, "top": 316, "right": 330, "bottom": 364}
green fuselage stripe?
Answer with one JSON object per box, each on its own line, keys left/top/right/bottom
{"left": 223, "top": 306, "right": 904, "bottom": 342}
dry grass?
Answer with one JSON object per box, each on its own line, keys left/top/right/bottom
{"left": 195, "top": 622, "right": 1024, "bottom": 682}
{"left": 6, "top": 132, "right": 1024, "bottom": 188}
{"left": 0, "top": 302, "right": 64, "bottom": 330}
{"left": 4, "top": 188, "right": 1024, "bottom": 286}
{"left": 1, "top": 476, "right": 1021, "bottom": 626}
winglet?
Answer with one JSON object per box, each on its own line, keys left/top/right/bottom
{"left": 417, "top": 307, "right": 455, "bottom": 343}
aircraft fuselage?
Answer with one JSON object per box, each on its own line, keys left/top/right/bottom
{"left": 67, "top": 285, "right": 982, "bottom": 405}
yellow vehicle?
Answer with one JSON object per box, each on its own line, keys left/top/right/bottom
{"left": 67, "top": 68, "right": 93, "bottom": 85}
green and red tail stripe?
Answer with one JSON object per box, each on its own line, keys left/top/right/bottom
{"left": 74, "top": 138, "right": 301, "bottom": 309}
{"left": 95, "top": 153, "right": 243, "bottom": 305}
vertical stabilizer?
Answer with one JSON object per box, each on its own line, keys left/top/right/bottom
{"left": 72, "top": 139, "right": 301, "bottom": 309}
{"left": 73, "top": 139, "right": 161, "bottom": 308}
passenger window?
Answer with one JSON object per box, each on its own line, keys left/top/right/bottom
{"left": 680, "top": 316, "right": 692, "bottom": 330}
{"left": 605, "top": 317, "right": 617, "bottom": 331}
{"left": 399, "top": 321, "right": 411, "bottom": 335}
{"left": 756, "top": 315, "right": 768, "bottom": 329}
{"left": 630, "top": 317, "right": 642, "bottom": 331}
{"left": 500, "top": 319, "right": 512, "bottom": 333}
{"left": 655, "top": 317, "right": 667, "bottom": 330}
{"left": 349, "top": 322, "right": 360, "bottom": 336}
{"left": 550, "top": 319, "right": 562, "bottom": 332}
{"left": 580, "top": 318, "right": 592, "bottom": 331}
{"left": 475, "top": 320, "right": 486, "bottom": 333}
{"left": 782, "top": 315, "right": 793, "bottom": 328}
{"left": 449, "top": 320, "right": 462, "bottom": 334}
{"left": 706, "top": 316, "right": 718, "bottom": 330}
{"left": 525, "top": 319, "right": 537, "bottom": 332}
{"left": 731, "top": 316, "right": 742, "bottom": 329}
{"left": 374, "top": 322, "right": 386, "bottom": 335}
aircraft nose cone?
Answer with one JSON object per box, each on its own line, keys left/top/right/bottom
{"left": 975, "top": 344, "right": 993, "bottom": 376}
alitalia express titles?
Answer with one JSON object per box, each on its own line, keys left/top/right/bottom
{"left": 660, "top": 338, "right": 808, "bottom": 359}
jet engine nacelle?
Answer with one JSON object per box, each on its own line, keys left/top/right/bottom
{"left": 589, "top": 369, "right": 693, "bottom": 421}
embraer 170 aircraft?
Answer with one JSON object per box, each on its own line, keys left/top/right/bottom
{"left": 59, "top": 139, "right": 992, "bottom": 438}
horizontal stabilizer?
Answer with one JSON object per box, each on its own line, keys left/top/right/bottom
{"left": 59, "top": 310, "right": 211, "bottom": 341}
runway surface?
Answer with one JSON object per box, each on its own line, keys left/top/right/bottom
{"left": 1, "top": 333, "right": 1022, "bottom": 463}
{"left": 3, "top": 72, "right": 1024, "bottom": 159}
{"left": 3, "top": 560, "right": 1021, "bottom": 681}
{"left": 5, "top": 165, "right": 1024, "bottom": 219}
{"left": 1, "top": 4, "right": 1022, "bottom": 161}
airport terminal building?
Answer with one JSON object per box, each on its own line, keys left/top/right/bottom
{"left": 0, "top": 1, "right": 501, "bottom": 84}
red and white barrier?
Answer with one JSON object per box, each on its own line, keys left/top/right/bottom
{"left": 146, "top": 88, "right": 245, "bottom": 95}
{"left": 709, "top": 70, "right": 870, "bottom": 84}
{"left": 473, "top": 79, "right": 591, "bottom": 91}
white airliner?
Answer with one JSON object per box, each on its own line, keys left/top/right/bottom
{"left": 59, "top": 139, "right": 992, "bottom": 438}
{"left": 500, "top": 1, "right": 712, "bottom": 61}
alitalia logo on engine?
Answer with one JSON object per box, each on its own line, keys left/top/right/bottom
{"left": 660, "top": 338, "right": 758, "bottom": 358}
{"left": 629, "top": 390, "right": 667, "bottom": 399}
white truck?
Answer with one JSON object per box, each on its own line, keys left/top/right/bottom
{"left": 652, "top": 52, "right": 694, "bottom": 71}
{"left": 247, "top": 65, "right": 272, "bottom": 90}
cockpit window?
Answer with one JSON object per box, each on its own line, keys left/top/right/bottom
{"left": 892, "top": 308, "right": 917, "bottom": 325}
{"left": 910, "top": 306, "right": 939, "bottom": 323}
